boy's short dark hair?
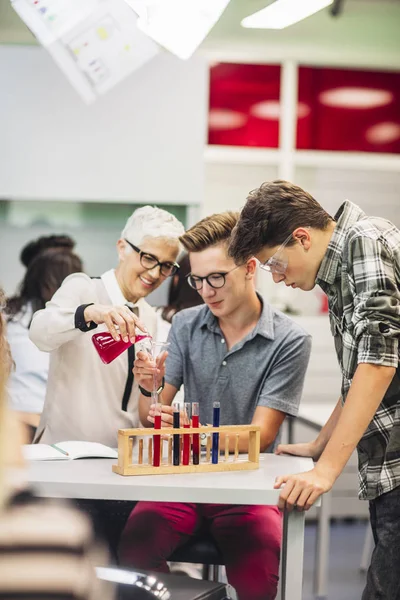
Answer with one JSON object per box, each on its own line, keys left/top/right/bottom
{"left": 229, "top": 180, "right": 333, "bottom": 263}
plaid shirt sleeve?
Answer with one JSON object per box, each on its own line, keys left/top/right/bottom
{"left": 347, "top": 233, "right": 400, "bottom": 368}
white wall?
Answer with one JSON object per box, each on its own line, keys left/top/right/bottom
{"left": 203, "top": 161, "right": 278, "bottom": 216}
{"left": 0, "top": 45, "right": 207, "bottom": 204}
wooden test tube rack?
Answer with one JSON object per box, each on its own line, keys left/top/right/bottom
{"left": 112, "top": 424, "right": 260, "bottom": 476}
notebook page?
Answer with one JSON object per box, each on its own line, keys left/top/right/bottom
{"left": 55, "top": 441, "right": 118, "bottom": 460}
{"left": 22, "top": 444, "right": 69, "bottom": 461}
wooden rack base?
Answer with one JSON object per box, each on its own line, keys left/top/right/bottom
{"left": 112, "top": 424, "right": 260, "bottom": 476}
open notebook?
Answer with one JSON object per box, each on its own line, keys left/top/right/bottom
{"left": 23, "top": 441, "right": 118, "bottom": 461}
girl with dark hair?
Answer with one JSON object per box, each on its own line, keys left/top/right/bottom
{"left": 156, "top": 253, "right": 203, "bottom": 346}
{"left": 161, "top": 254, "right": 203, "bottom": 323}
{"left": 5, "top": 248, "right": 83, "bottom": 438}
{"left": 19, "top": 234, "right": 76, "bottom": 269}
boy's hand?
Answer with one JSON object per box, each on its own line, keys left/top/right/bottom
{"left": 148, "top": 404, "right": 175, "bottom": 427}
{"left": 274, "top": 466, "right": 335, "bottom": 512}
{"left": 133, "top": 350, "right": 167, "bottom": 393}
{"left": 275, "top": 440, "right": 323, "bottom": 461}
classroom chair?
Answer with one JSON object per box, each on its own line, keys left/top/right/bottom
{"left": 169, "top": 530, "right": 224, "bottom": 582}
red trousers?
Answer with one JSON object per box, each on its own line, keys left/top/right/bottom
{"left": 119, "top": 502, "right": 282, "bottom": 600}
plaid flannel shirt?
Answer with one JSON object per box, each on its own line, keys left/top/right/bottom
{"left": 316, "top": 201, "right": 400, "bottom": 501}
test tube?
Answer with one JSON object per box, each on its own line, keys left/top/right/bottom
{"left": 168, "top": 435, "right": 173, "bottom": 465}
{"left": 192, "top": 402, "right": 200, "bottom": 465}
{"left": 150, "top": 341, "right": 169, "bottom": 468}
{"left": 234, "top": 434, "right": 239, "bottom": 461}
{"left": 206, "top": 434, "right": 211, "bottom": 462}
{"left": 212, "top": 401, "right": 220, "bottom": 464}
{"left": 153, "top": 402, "right": 161, "bottom": 467}
{"left": 183, "top": 402, "right": 191, "bottom": 466}
{"left": 173, "top": 401, "right": 180, "bottom": 466}
{"left": 138, "top": 438, "right": 144, "bottom": 465}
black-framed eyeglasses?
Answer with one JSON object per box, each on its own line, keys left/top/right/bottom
{"left": 187, "top": 266, "right": 241, "bottom": 290}
{"left": 125, "top": 239, "right": 180, "bottom": 277}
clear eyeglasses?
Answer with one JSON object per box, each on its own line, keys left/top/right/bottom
{"left": 259, "top": 228, "right": 309, "bottom": 275}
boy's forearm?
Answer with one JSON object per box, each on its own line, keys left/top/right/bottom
{"left": 314, "top": 397, "right": 343, "bottom": 454}
{"left": 316, "top": 363, "right": 396, "bottom": 479}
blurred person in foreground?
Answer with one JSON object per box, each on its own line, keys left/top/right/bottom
{"left": 120, "top": 212, "right": 311, "bottom": 600}
{"left": 229, "top": 180, "right": 400, "bottom": 600}
{"left": 30, "top": 206, "right": 184, "bottom": 447}
{"left": 0, "top": 287, "right": 112, "bottom": 600}
{"left": 6, "top": 240, "right": 83, "bottom": 440}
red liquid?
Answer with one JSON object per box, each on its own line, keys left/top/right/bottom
{"left": 153, "top": 414, "right": 161, "bottom": 467}
{"left": 92, "top": 332, "right": 150, "bottom": 364}
{"left": 192, "top": 415, "right": 200, "bottom": 465}
{"left": 183, "top": 424, "right": 190, "bottom": 466}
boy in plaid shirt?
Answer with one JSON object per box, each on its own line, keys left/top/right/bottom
{"left": 229, "top": 180, "right": 400, "bottom": 599}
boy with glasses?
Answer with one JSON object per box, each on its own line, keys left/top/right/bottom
{"left": 30, "top": 205, "right": 184, "bottom": 446}
{"left": 228, "top": 180, "right": 400, "bottom": 600}
{"left": 119, "top": 211, "right": 311, "bottom": 600}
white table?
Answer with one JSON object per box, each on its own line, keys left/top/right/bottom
{"left": 27, "top": 453, "right": 317, "bottom": 600}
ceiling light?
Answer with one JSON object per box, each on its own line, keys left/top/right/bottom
{"left": 250, "top": 100, "right": 310, "bottom": 119}
{"left": 366, "top": 122, "right": 400, "bottom": 145}
{"left": 126, "top": 0, "right": 231, "bottom": 60}
{"left": 319, "top": 87, "right": 393, "bottom": 109}
{"left": 208, "top": 109, "right": 247, "bottom": 130}
{"left": 241, "top": 0, "right": 334, "bottom": 30}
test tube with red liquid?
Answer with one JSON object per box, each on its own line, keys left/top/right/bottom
{"left": 173, "top": 401, "right": 180, "bottom": 466}
{"left": 183, "top": 402, "right": 191, "bottom": 466}
{"left": 153, "top": 402, "right": 162, "bottom": 467}
{"left": 192, "top": 402, "right": 200, "bottom": 465}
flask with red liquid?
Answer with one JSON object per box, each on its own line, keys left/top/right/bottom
{"left": 91, "top": 331, "right": 151, "bottom": 364}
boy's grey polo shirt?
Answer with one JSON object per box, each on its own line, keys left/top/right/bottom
{"left": 165, "top": 298, "right": 311, "bottom": 450}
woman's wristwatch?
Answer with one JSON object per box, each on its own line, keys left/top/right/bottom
{"left": 200, "top": 432, "right": 208, "bottom": 447}
{"left": 139, "top": 377, "right": 165, "bottom": 397}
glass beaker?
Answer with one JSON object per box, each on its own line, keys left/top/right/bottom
{"left": 92, "top": 331, "right": 151, "bottom": 364}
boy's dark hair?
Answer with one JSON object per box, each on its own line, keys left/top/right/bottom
{"left": 180, "top": 211, "right": 239, "bottom": 253}
{"left": 229, "top": 180, "right": 333, "bottom": 263}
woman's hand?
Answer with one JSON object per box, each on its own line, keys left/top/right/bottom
{"left": 84, "top": 304, "right": 147, "bottom": 342}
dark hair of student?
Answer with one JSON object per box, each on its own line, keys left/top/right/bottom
{"left": 6, "top": 248, "right": 83, "bottom": 322}
{"left": 161, "top": 254, "right": 203, "bottom": 323}
{"left": 229, "top": 180, "right": 334, "bottom": 263}
{"left": 20, "top": 234, "right": 76, "bottom": 268}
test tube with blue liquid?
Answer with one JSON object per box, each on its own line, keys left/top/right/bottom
{"left": 212, "top": 401, "right": 220, "bottom": 464}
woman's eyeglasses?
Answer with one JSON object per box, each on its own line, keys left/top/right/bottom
{"left": 187, "top": 266, "right": 241, "bottom": 290}
{"left": 125, "top": 240, "right": 179, "bottom": 277}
